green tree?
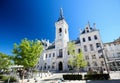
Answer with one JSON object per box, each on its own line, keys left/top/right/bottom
{"left": 0, "top": 52, "right": 12, "bottom": 71}
{"left": 76, "top": 51, "right": 87, "bottom": 71}
{"left": 12, "top": 38, "right": 43, "bottom": 82}
{"left": 12, "top": 38, "right": 43, "bottom": 68}
{"left": 68, "top": 42, "right": 87, "bottom": 72}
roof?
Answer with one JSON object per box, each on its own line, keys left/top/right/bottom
{"left": 104, "top": 37, "right": 120, "bottom": 45}
{"left": 46, "top": 43, "right": 55, "bottom": 50}
{"left": 74, "top": 39, "right": 80, "bottom": 44}
{"left": 45, "top": 38, "right": 80, "bottom": 50}
{"left": 81, "top": 27, "right": 96, "bottom": 34}
{"left": 70, "top": 38, "right": 81, "bottom": 44}
{"left": 41, "top": 41, "right": 47, "bottom": 46}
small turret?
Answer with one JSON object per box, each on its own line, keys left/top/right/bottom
{"left": 93, "top": 23, "right": 96, "bottom": 29}
{"left": 80, "top": 28, "right": 82, "bottom": 34}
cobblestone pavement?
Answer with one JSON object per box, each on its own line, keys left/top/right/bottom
{"left": 19, "top": 71, "right": 120, "bottom": 83}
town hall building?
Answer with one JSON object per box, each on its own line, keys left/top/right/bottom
{"left": 36, "top": 8, "right": 106, "bottom": 72}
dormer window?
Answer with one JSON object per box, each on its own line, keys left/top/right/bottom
{"left": 87, "top": 30, "right": 89, "bottom": 32}
{"left": 59, "top": 28, "right": 62, "bottom": 33}
{"left": 86, "top": 27, "right": 89, "bottom": 32}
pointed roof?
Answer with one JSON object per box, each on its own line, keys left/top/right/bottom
{"left": 80, "top": 22, "right": 97, "bottom": 34}
{"left": 57, "top": 8, "right": 65, "bottom": 21}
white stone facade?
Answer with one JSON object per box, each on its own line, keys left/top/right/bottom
{"left": 36, "top": 9, "right": 106, "bottom": 72}
{"left": 104, "top": 40, "right": 120, "bottom": 71}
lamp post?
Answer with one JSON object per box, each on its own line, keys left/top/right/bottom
{"left": 113, "top": 54, "right": 119, "bottom": 71}
{"left": 98, "top": 43, "right": 109, "bottom": 74}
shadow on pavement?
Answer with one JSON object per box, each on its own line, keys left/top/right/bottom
{"left": 43, "top": 77, "right": 60, "bottom": 81}
{"left": 86, "top": 80, "right": 120, "bottom": 83}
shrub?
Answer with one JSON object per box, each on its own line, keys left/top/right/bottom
{"left": 84, "top": 74, "right": 110, "bottom": 80}
{"left": 1, "top": 76, "right": 17, "bottom": 83}
{"left": 63, "top": 74, "right": 82, "bottom": 80}
{"left": 1, "top": 76, "right": 9, "bottom": 82}
{"left": 0, "top": 75, "right": 3, "bottom": 79}
{"left": 9, "top": 76, "right": 17, "bottom": 82}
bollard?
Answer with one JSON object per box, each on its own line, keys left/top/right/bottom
{"left": 27, "top": 79, "right": 30, "bottom": 82}
{"left": 7, "top": 77, "right": 10, "bottom": 83}
{"left": 58, "top": 80, "right": 62, "bottom": 83}
{"left": 35, "top": 80, "right": 38, "bottom": 82}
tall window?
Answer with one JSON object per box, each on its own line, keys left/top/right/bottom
{"left": 88, "top": 36, "right": 91, "bottom": 41}
{"left": 67, "top": 51, "right": 70, "bottom": 55}
{"left": 44, "top": 63, "right": 47, "bottom": 69}
{"left": 52, "top": 62, "right": 55, "bottom": 69}
{"left": 59, "top": 28, "right": 62, "bottom": 33}
{"left": 92, "top": 55, "right": 96, "bottom": 59}
{"left": 93, "top": 61, "right": 97, "bottom": 66}
{"left": 48, "top": 65, "right": 50, "bottom": 69}
{"left": 84, "top": 45, "right": 87, "bottom": 52}
{"left": 96, "top": 43, "right": 100, "bottom": 48}
{"left": 53, "top": 53, "right": 55, "bottom": 57}
{"left": 101, "top": 61, "right": 104, "bottom": 66}
{"left": 94, "top": 35, "right": 98, "bottom": 40}
{"left": 46, "top": 54, "right": 47, "bottom": 58}
{"left": 90, "top": 44, "right": 94, "bottom": 51}
{"left": 83, "top": 38, "right": 86, "bottom": 42}
{"left": 87, "top": 62, "right": 90, "bottom": 66}
{"left": 59, "top": 49, "right": 63, "bottom": 57}
{"left": 85, "top": 56, "right": 89, "bottom": 60}
{"left": 117, "top": 52, "right": 120, "bottom": 57}
{"left": 49, "top": 53, "right": 51, "bottom": 58}
{"left": 78, "top": 49, "right": 81, "bottom": 53}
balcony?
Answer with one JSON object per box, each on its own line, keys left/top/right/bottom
{"left": 57, "top": 55, "right": 63, "bottom": 58}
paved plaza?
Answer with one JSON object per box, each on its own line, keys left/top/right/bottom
{"left": 18, "top": 71, "right": 120, "bottom": 83}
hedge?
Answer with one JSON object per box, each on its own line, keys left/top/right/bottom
{"left": 63, "top": 74, "right": 82, "bottom": 80}
{"left": 84, "top": 74, "right": 110, "bottom": 80}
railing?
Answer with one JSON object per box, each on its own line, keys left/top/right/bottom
{"left": 57, "top": 55, "right": 63, "bottom": 58}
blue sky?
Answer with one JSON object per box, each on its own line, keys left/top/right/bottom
{"left": 0, "top": 0, "right": 120, "bottom": 55}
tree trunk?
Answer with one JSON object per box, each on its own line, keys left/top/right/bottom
{"left": 21, "top": 69, "right": 25, "bottom": 83}
{"left": 22, "top": 74, "right": 24, "bottom": 83}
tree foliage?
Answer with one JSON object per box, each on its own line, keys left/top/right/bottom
{"left": 68, "top": 42, "right": 87, "bottom": 70}
{"left": 76, "top": 52, "right": 87, "bottom": 69}
{"left": 0, "top": 52, "right": 12, "bottom": 70}
{"left": 68, "top": 42, "right": 76, "bottom": 56}
{"left": 12, "top": 38, "right": 43, "bottom": 68}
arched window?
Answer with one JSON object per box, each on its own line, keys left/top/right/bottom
{"left": 59, "top": 28, "right": 62, "bottom": 33}
{"left": 94, "top": 35, "right": 98, "bottom": 40}
{"left": 83, "top": 38, "right": 86, "bottom": 42}
{"left": 58, "top": 49, "right": 63, "bottom": 58}
{"left": 88, "top": 36, "right": 91, "bottom": 41}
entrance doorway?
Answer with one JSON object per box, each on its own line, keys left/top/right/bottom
{"left": 58, "top": 62, "right": 63, "bottom": 71}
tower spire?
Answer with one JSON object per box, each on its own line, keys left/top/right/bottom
{"left": 60, "top": 8, "right": 63, "bottom": 18}
{"left": 58, "top": 8, "right": 64, "bottom": 21}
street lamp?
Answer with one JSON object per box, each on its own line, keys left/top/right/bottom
{"left": 98, "top": 43, "right": 109, "bottom": 74}
{"left": 112, "top": 54, "right": 119, "bottom": 71}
